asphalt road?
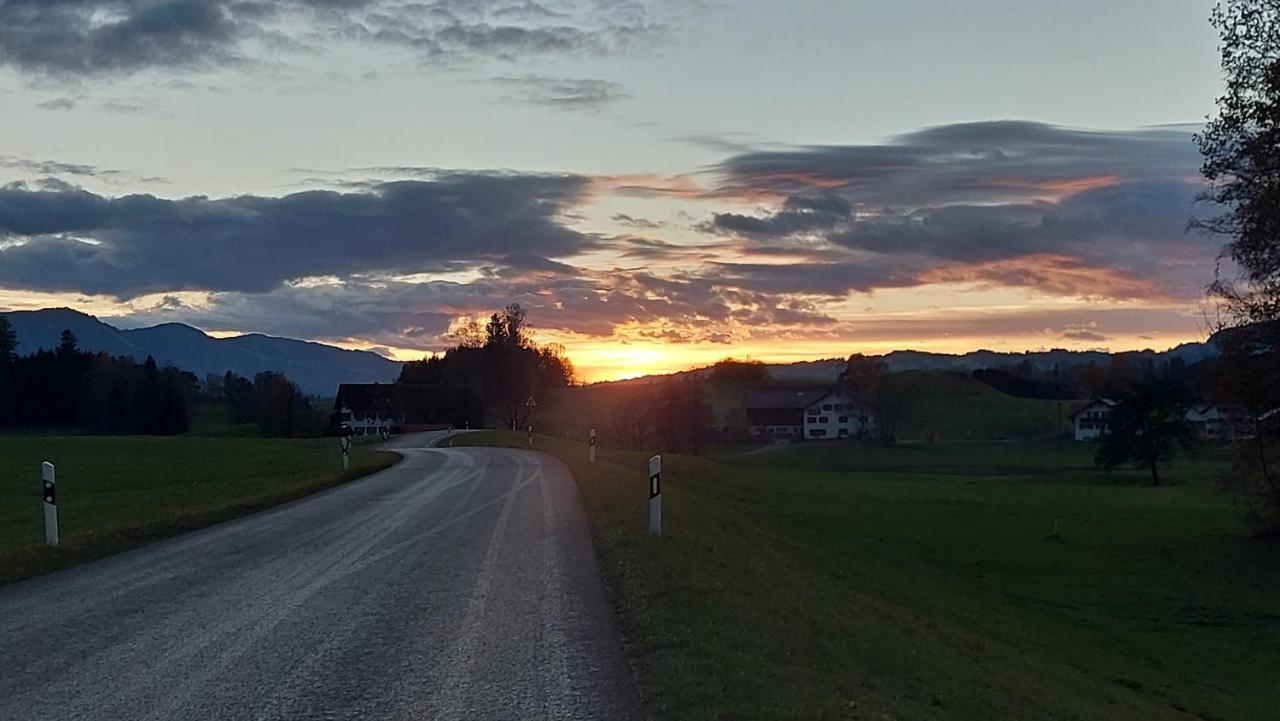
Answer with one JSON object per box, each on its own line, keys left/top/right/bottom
{"left": 0, "top": 433, "right": 644, "bottom": 721}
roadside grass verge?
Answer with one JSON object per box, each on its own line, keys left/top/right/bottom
{"left": 458, "top": 432, "right": 1277, "bottom": 721}
{"left": 0, "top": 435, "right": 397, "bottom": 583}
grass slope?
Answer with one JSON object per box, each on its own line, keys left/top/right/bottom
{"left": 534, "top": 371, "right": 1065, "bottom": 443}
{"left": 459, "top": 432, "right": 1277, "bottom": 721}
{"left": 0, "top": 435, "right": 397, "bottom": 583}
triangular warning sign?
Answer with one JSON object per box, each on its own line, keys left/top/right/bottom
{"left": 525, "top": 395, "right": 538, "bottom": 407}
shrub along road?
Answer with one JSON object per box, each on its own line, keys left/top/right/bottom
{"left": 0, "top": 435, "right": 643, "bottom": 720}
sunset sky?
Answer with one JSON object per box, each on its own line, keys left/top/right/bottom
{"left": 0, "top": 0, "right": 1230, "bottom": 381}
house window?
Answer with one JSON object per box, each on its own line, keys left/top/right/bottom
{"left": 819, "top": 416, "right": 829, "bottom": 423}
{"left": 838, "top": 416, "right": 848, "bottom": 423}
{"left": 809, "top": 429, "right": 827, "bottom": 438}
{"left": 822, "top": 404, "right": 832, "bottom": 410}
{"left": 838, "top": 428, "right": 849, "bottom": 437}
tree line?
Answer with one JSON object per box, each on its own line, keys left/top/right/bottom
{"left": 0, "top": 318, "right": 323, "bottom": 438}
{"left": 398, "top": 304, "right": 575, "bottom": 429}
{"left": 0, "top": 325, "right": 194, "bottom": 434}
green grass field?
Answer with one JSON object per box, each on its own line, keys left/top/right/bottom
{"left": 0, "top": 434, "right": 397, "bottom": 583}
{"left": 459, "top": 432, "right": 1278, "bottom": 721}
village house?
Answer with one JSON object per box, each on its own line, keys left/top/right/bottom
{"left": 803, "top": 389, "right": 875, "bottom": 440}
{"left": 745, "top": 386, "right": 875, "bottom": 441}
{"left": 1069, "top": 398, "right": 1116, "bottom": 441}
{"left": 1185, "top": 404, "right": 1255, "bottom": 442}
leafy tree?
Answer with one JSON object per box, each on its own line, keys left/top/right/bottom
{"left": 838, "top": 354, "right": 901, "bottom": 441}
{"left": 253, "top": 371, "right": 315, "bottom": 438}
{"left": 654, "top": 377, "right": 713, "bottom": 455}
{"left": 399, "top": 304, "right": 573, "bottom": 430}
{"left": 399, "top": 354, "right": 446, "bottom": 385}
{"left": 1095, "top": 382, "right": 1197, "bottom": 487}
{"left": 1196, "top": 0, "right": 1280, "bottom": 531}
{"left": 710, "top": 358, "right": 769, "bottom": 382}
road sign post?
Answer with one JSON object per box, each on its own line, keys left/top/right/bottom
{"left": 340, "top": 437, "right": 351, "bottom": 471}
{"left": 589, "top": 428, "right": 596, "bottom": 463}
{"left": 648, "top": 454, "right": 661, "bottom": 537}
{"left": 41, "top": 462, "right": 58, "bottom": 547}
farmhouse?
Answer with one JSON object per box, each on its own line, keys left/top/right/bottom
{"left": 333, "top": 383, "right": 472, "bottom": 435}
{"left": 803, "top": 389, "right": 875, "bottom": 440}
{"left": 1069, "top": 398, "right": 1116, "bottom": 441}
{"left": 1185, "top": 404, "right": 1254, "bottom": 441}
{"left": 745, "top": 386, "right": 875, "bottom": 441}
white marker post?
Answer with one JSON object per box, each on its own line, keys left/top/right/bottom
{"left": 528, "top": 425, "right": 534, "bottom": 447}
{"left": 41, "top": 462, "right": 59, "bottom": 547}
{"left": 589, "top": 428, "right": 597, "bottom": 464}
{"left": 648, "top": 454, "right": 661, "bottom": 537}
{"left": 340, "top": 437, "right": 351, "bottom": 471}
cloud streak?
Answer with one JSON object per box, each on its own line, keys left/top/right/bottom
{"left": 490, "top": 74, "right": 627, "bottom": 111}
{"left": 0, "top": 0, "right": 675, "bottom": 79}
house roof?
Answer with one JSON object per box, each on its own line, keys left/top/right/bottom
{"left": 1068, "top": 398, "right": 1116, "bottom": 418}
{"left": 744, "top": 385, "right": 834, "bottom": 410}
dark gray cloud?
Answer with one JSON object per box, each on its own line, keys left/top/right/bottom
{"left": 0, "top": 0, "right": 673, "bottom": 79}
{"left": 713, "top": 120, "right": 1201, "bottom": 206}
{"left": 490, "top": 74, "right": 626, "bottom": 111}
{"left": 704, "top": 122, "right": 1215, "bottom": 301}
{"left": 0, "top": 0, "right": 246, "bottom": 77}
{"left": 0, "top": 172, "right": 594, "bottom": 296}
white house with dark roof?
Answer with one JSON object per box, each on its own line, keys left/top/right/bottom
{"left": 803, "top": 389, "right": 874, "bottom": 440}
{"left": 1069, "top": 398, "right": 1116, "bottom": 441}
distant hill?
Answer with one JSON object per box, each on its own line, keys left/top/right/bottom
{"left": 2, "top": 308, "right": 401, "bottom": 395}
{"left": 590, "top": 342, "right": 1220, "bottom": 388}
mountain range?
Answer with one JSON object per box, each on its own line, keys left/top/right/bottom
{"left": 2, "top": 308, "right": 402, "bottom": 395}
{"left": 3, "top": 307, "right": 1223, "bottom": 393}
{"left": 603, "top": 341, "right": 1220, "bottom": 387}
{"left": 759, "top": 342, "right": 1220, "bottom": 384}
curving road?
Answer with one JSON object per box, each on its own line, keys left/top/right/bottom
{"left": 0, "top": 433, "right": 644, "bottom": 721}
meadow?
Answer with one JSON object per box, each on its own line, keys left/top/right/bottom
{"left": 0, "top": 433, "right": 396, "bottom": 583}
{"left": 459, "top": 431, "right": 1278, "bottom": 721}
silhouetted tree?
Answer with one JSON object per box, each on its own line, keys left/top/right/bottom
{"left": 839, "top": 354, "right": 902, "bottom": 441}
{"left": 0, "top": 317, "right": 16, "bottom": 362}
{"left": 399, "top": 354, "right": 446, "bottom": 385}
{"left": 1196, "top": 0, "right": 1280, "bottom": 531}
{"left": 710, "top": 358, "right": 769, "bottom": 382}
{"left": 1095, "top": 381, "right": 1196, "bottom": 486}
{"left": 56, "top": 329, "right": 78, "bottom": 357}
{"left": 400, "top": 304, "right": 574, "bottom": 430}
{"left": 253, "top": 371, "right": 315, "bottom": 438}
{"left": 654, "top": 377, "right": 712, "bottom": 455}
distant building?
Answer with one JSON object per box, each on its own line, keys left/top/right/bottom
{"left": 1185, "top": 404, "right": 1254, "bottom": 442}
{"left": 803, "top": 389, "right": 875, "bottom": 440}
{"left": 333, "top": 383, "right": 472, "bottom": 435}
{"left": 1069, "top": 398, "right": 1116, "bottom": 441}
{"left": 745, "top": 386, "right": 874, "bottom": 441}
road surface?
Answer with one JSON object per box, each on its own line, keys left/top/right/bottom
{"left": 0, "top": 433, "right": 644, "bottom": 721}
